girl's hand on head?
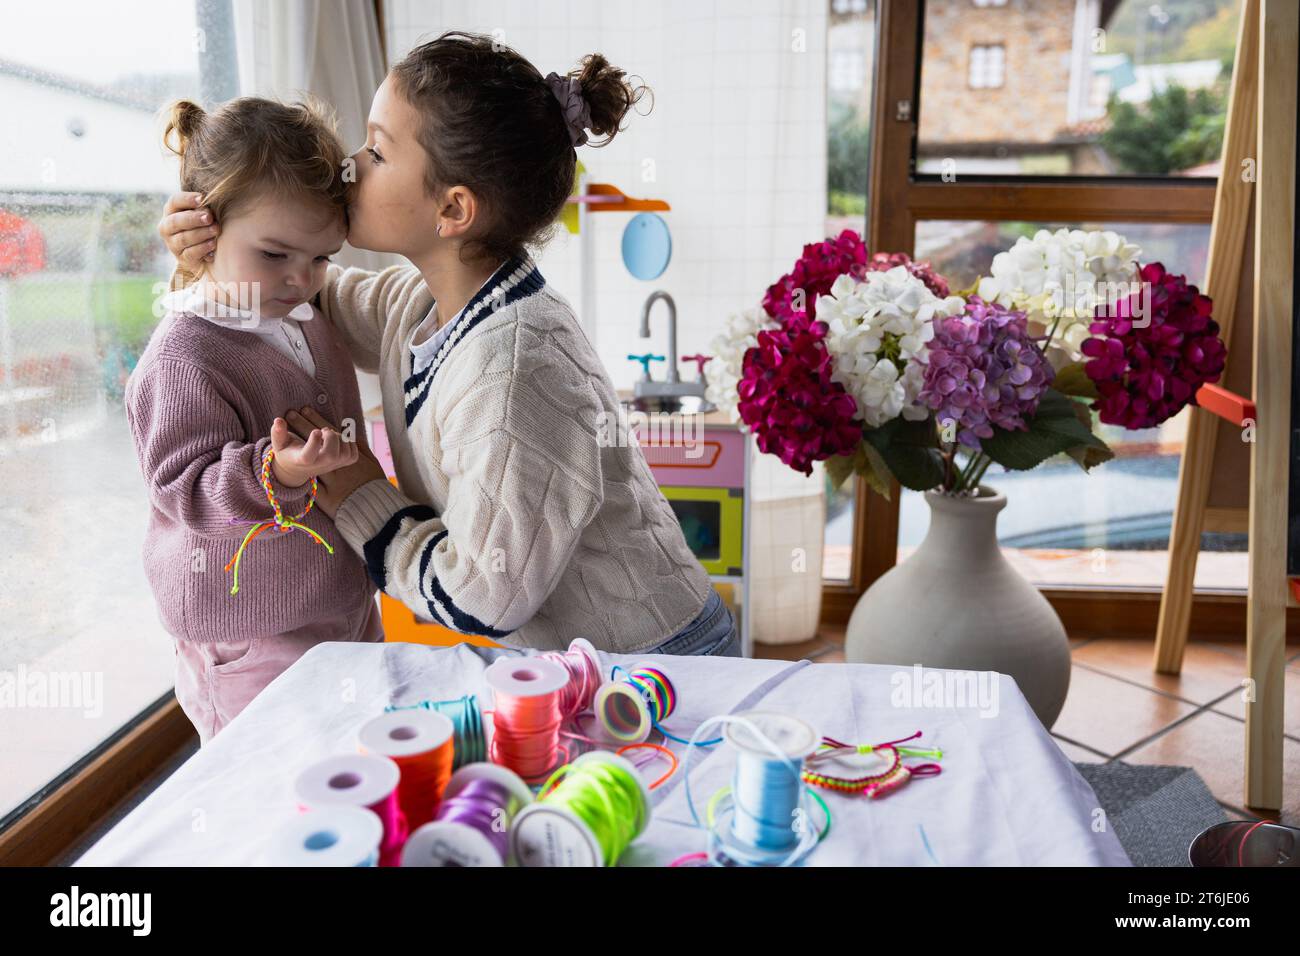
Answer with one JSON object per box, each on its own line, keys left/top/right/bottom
{"left": 158, "top": 191, "right": 220, "bottom": 270}
{"left": 284, "top": 407, "right": 386, "bottom": 517}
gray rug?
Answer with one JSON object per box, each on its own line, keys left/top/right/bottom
{"left": 1073, "top": 762, "right": 1229, "bottom": 866}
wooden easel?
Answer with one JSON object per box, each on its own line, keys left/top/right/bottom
{"left": 1153, "top": 0, "right": 1295, "bottom": 812}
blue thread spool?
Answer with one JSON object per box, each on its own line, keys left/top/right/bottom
{"left": 716, "top": 711, "right": 819, "bottom": 866}
{"left": 267, "top": 805, "right": 383, "bottom": 867}
{"left": 385, "top": 693, "right": 485, "bottom": 768}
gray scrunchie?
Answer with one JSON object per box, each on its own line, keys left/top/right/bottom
{"left": 545, "top": 71, "right": 591, "bottom": 148}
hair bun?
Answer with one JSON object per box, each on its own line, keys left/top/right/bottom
{"left": 163, "top": 99, "right": 206, "bottom": 158}
{"left": 572, "top": 54, "right": 651, "bottom": 146}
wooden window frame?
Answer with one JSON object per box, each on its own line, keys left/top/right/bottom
{"left": 820, "top": 0, "right": 1296, "bottom": 641}
{"left": 0, "top": 697, "right": 195, "bottom": 865}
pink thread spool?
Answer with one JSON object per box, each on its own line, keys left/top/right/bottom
{"left": 294, "top": 753, "right": 405, "bottom": 866}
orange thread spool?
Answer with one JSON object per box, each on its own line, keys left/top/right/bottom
{"left": 358, "top": 710, "right": 455, "bottom": 831}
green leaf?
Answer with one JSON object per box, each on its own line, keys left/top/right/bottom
{"left": 1064, "top": 398, "right": 1115, "bottom": 470}
{"left": 863, "top": 416, "right": 945, "bottom": 492}
{"left": 1053, "top": 361, "right": 1100, "bottom": 400}
{"left": 979, "top": 389, "right": 1107, "bottom": 472}
{"left": 823, "top": 447, "right": 862, "bottom": 492}
{"left": 858, "top": 440, "right": 895, "bottom": 500}
{"left": 823, "top": 442, "right": 894, "bottom": 500}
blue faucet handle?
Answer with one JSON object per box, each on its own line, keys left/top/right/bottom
{"left": 627, "top": 353, "right": 665, "bottom": 378}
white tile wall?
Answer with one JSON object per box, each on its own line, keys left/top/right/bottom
{"left": 383, "top": 0, "right": 828, "bottom": 390}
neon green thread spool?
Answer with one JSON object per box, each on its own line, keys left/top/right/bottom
{"left": 509, "top": 751, "right": 650, "bottom": 867}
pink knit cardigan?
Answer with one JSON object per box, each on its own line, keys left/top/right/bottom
{"left": 124, "top": 306, "right": 376, "bottom": 642}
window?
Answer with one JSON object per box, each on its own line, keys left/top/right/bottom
{"left": 968, "top": 43, "right": 1006, "bottom": 89}
{"left": 919, "top": 0, "right": 1242, "bottom": 177}
{"left": 901, "top": 218, "right": 1243, "bottom": 593}
{"left": 825, "top": 0, "right": 877, "bottom": 582}
{"left": 972, "top": 0, "right": 1009, "bottom": 7}
{"left": 0, "top": 0, "right": 239, "bottom": 826}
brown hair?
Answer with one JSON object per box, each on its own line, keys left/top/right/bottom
{"left": 390, "top": 30, "right": 652, "bottom": 265}
{"left": 162, "top": 95, "right": 350, "bottom": 286}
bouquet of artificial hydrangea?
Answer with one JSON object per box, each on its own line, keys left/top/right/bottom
{"left": 709, "top": 228, "right": 1226, "bottom": 494}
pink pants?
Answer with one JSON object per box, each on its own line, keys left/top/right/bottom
{"left": 173, "top": 597, "right": 384, "bottom": 746}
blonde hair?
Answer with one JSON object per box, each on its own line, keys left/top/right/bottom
{"left": 162, "top": 95, "right": 350, "bottom": 288}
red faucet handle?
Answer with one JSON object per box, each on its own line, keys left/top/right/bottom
{"left": 681, "top": 354, "right": 713, "bottom": 377}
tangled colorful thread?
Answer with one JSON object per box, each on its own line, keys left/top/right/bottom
{"left": 224, "top": 447, "right": 334, "bottom": 595}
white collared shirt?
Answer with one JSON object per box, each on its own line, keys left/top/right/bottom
{"left": 161, "top": 285, "right": 317, "bottom": 378}
{"left": 409, "top": 302, "right": 463, "bottom": 378}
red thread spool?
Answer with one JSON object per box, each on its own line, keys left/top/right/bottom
{"left": 294, "top": 753, "right": 405, "bottom": 866}
{"left": 486, "top": 657, "right": 570, "bottom": 783}
{"left": 358, "top": 710, "right": 455, "bottom": 831}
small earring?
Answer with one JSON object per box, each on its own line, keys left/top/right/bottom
{"left": 435, "top": 223, "right": 443, "bottom": 237}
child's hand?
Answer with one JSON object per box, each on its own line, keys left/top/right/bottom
{"left": 268, "top": 416, "right": 358, "bottom": 488}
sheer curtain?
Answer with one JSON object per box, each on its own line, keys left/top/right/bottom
{"left": 231, "top": 0, "right": 400, "bottom": 409}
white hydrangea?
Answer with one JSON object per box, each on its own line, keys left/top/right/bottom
{"left": 816, "top": 267, "right": 965, "bottom": 429}
{"left": 976, "top": 228, "right": 1142, "bottom": 362}
{"left": 705, "top": 304, "right": 779, "bottom": 422}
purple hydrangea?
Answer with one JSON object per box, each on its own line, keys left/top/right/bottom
{"left": 918, "top": 296, "right": 1055, "bottom": 450}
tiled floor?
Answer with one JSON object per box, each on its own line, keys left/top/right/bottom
{"left": 754, "top": 629, "right": 1300, "bottom": 826}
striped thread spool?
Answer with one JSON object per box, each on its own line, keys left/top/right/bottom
{"left": 593, "top": 664, "right": 676, "bottom": 744}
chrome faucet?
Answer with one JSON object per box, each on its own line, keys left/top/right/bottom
{"left": 630, "top": 290, "right": 709, "bottom": 409}
{"left": 639, "top": 290, "right": 680, "bottom": 383}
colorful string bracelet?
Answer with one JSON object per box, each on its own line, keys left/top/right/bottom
{"left": 224, "top": 447, "right": 334, "bottom": 595}
{"left": 802, "top": 732, "right": 943, "bottom": 799}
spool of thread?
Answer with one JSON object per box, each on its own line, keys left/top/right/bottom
{"left": 539, "top": 638, "right": 602, "bottom": 719}
{"left": 268, "top": 805, "right": 383, "bottom": 867}
{"left": 401, "top": 762, "right": 533, "bottom": 867}
{"left": 683, "top": 711, "right": 824, "bottom": 867}
{"left": 593, "top": 664, "right": 676, "bottom": 744}
{"left": 358, "top": 710, "right": 454, "bottom": 831}
{"left": 486, "top": 656, "right": 569, "bottom": 782}
{"left": 385, "top": 694, "right": 486, "bottom": 768}
{"left": 294, "top": 753, "right": 405, "bottom": 866}
{"left": 511, "top": 750, "right": 650, "bottom": 867}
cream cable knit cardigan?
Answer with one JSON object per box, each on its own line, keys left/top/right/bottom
{"left": 316, "top": 254, "right": 714, "bottom": 653}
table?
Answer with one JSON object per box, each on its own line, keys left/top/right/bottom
{"left": 75, "top": 642, "right": 1132, "bottom": 866}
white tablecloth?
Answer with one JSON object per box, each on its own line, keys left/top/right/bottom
{"left": 76, "top": 642, "right": 1131, "bottom": 866}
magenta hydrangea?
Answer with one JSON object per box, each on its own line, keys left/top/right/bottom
{"left": 1080, "top": 262, "right": 1225, "bottom": 429}
{"left": 918, "top": 296, "right": 1055, "bottom": 450}
{"left": 737, "top": 321, "right": 861, "bottom": 476}
{"left": 763, "top": 229, "right": 868, "bottom": 324}
{"left": 865, "top": 251, "right": 950, "bottom": 298}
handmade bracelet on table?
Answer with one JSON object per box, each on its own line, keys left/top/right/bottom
{"left": 801, "top": 732, "right": 943, "bottom": 799}
{"left": 223, "top": 447, "right": 334, "bottom": 595}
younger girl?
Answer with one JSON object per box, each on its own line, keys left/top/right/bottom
{"left": 127, "top": 97, "right": 382, "bottom": 745}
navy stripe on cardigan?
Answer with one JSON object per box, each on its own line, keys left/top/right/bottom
{"left": 402, "top": 255, "right": 547, "bottom": 427}
{"left": 361, "top": 502, "right": 514, "bottom": 638}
